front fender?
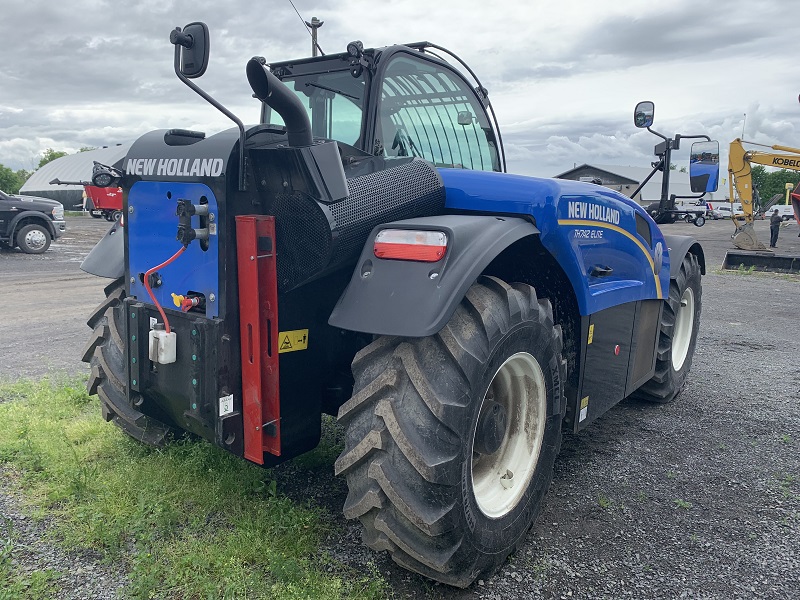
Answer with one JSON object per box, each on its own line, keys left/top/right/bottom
{"left": 81, "top": 221, "right": 124, "bottom": 279}
{"left": 9, "top": 211, "right": 56, "bottom": 238}
{"left": 663, "top": 234, "right": 705, "bottom": 277}
{"left": 328, "top": 215, "right": 539, "bottom": 337}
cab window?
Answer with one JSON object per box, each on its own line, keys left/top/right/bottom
{"left": 377, "top": 55, "right": 500, "bottom": 171}
{"left": 268, "top": 69, "right": 366, "bottom": 147}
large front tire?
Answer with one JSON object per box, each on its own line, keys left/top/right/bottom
{"left": 335, "top": 276, "right": 565, "bottom": 587}
{"left": 82, "top": 278, "right": 176, "bottom": 446}
{"left": 633, "top": 253, "right": 702, "bottom": 403}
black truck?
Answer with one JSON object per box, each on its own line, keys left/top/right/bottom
{"left": 0, "top": 189, "right": 66, "bottom": 253}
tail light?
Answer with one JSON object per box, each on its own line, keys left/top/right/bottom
{"left": 373, "top": 229, "right": 448, "bottom": 262}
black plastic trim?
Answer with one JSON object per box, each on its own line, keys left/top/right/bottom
{"left": 81, "top": 221, "right": 125, "bottom": 279}
{"left": 8, "top": 211, "right": 56, "bottom": 238}
{"left": 663, "top": 234, "right": 705, "bottom": 277}
{"left": 328, "top": 215, "right": 538, "bottom": 336}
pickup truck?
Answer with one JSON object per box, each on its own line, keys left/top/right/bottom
{"left": 0, "top": 189, "right": 66, "bottom": 253}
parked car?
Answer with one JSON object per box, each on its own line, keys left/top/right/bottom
{"left": 708, "top": 204, "right": 744, "bottom": 219}
{"left": 0, "top": 189, "right": 66, "bottom": 253}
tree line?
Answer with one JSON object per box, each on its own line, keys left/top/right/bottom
{"left": 750, "top": 165, "right": 800, "bottom": 209}
{"left": 0, "top": 148, "right": 95, "bottom": 194}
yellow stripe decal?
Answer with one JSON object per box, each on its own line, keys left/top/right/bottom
{"left": 558, "top": 219, "right": 662, "bottom": 298}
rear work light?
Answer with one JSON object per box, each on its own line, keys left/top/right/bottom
{"left": 373, "top": 229, "right": 448, "bottom": 262}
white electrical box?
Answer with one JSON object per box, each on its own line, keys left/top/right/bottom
{"left": 149, "top": 329, "right": 177, "bottom": 364}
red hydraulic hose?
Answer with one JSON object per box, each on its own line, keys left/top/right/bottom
{"left": 143, "top": 246, "right": 187, "bottom": 334}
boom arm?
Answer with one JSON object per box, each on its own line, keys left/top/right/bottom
{"left": 728, "top": 138, "right": 800, "bottom": 250}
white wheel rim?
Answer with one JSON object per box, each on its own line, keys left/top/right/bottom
{"left": 471, "top": 351, "right": 547, "bottom": 518}
{"left": 25, "top": 229, "right": 47, "bottom": 250}
{"left": 672, "top": 286, "right": 694, "bottom": 371}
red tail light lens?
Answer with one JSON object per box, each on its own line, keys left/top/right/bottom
{"left": 373, "top": 229, "right": 448, "bottom": 262}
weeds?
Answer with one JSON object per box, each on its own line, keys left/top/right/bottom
{"left": 0, "top": 378, "right": 386, "bottom": 599}
{"left": 0, "top": 517, "right": 59, "bottom": 600}
{"left": 673, "top": 499, "right": 692, "bottom": 509}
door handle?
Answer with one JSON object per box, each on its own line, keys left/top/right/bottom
{"left": 590, "top": 265, "right": 613, "bottom": 277}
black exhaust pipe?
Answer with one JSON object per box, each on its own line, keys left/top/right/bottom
{"left": 247, "top": 58, "right": 313, "bottom": 147}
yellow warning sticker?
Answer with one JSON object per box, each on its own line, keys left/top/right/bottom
{"left": 278, "top": 329, "right": 309, "bottom": 353}
{"left": 588, "top": 324, "right": 594, "bottom": 345}
{"left": 579, "top": 396, "right": 589, "bottom": 422}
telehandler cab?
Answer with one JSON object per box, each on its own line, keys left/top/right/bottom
{"left": 81, "top": 22, "right": 705, "bottom": 586}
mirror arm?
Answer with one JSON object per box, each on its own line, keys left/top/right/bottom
{"left": 678, "top": 134, "right": 711, "bottom": 142}
{"left": 630, "top": 159, "right": 663, "bottom": 200}
{"left": 646, "top": 126, "right": 669, "bottom": 143}
{"left": 172, "top": 42, "right": 247, "bottom": 191}
{"left": 672, "top": 192, "right": 707, "bottom": 201}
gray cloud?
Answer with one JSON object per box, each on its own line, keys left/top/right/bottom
{"left": 0, "top": 0, "right": 798, "bottom": 182}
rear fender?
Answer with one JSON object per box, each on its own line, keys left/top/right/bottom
{"left": 328, "top": 215, "right": 539, "bottom": 337}
{"left": 81, "top": 221, "right": 124, "bottom": 279}
{"left": 663, "top": 234, "right": 705, "bottom": 277}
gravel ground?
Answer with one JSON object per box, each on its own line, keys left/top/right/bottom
{"left": 1, "top": 216, "right": 798, "bottom": 598}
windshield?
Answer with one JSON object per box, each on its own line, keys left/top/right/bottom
{"left": 266, "top": 69, "right": 366, "bottom": 147}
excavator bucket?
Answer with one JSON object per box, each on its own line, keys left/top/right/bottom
{"left": 731, "top": 223, "right": 767, "bottom": 251}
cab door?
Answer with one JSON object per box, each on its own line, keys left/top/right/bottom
{"left": 0, "top": 191, "right": 17, "bottom": 234}
{"left": 367, "top": 49, "right": 501, "bottom": 172}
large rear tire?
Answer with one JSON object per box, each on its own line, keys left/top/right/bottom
{"left": 335, "top": 276, "right": 565, "bottom": 587}
{"left": 633, "top": 253, "right": 701, "bottom": 403}
{"left": 82, "top": 278, "right": 177, "bottom": 446}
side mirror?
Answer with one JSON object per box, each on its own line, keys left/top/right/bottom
{"left": 170, "top": 22, "right": 210, "bottom": 79}
{"left": 633, "top": 101, "right": 655, "bottom": 128}
{"left": 689, "top": 140, "right": 720, "bottom": 193}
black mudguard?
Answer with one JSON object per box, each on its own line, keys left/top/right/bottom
{"left": 10, "top": 211, "right": 57, "bottom": 238}
{"left": 81, "top": 221, "right": 124, "bottom": 279}
{"left": 328, "top": 214, "right": 539, "bottom": 337}
{"left": 663, "top": 234, "right": 705, "bottom": 278}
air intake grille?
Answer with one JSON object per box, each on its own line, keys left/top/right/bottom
{"left": 272, "top": 158, "right": 445, "bottom": 291}
{"left": 329, "top": 159, "right": 445, "bottom": 266}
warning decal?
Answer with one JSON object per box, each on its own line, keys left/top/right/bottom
{"left": 579, "top": 396, "right": 589, "bottom": 422}
{"left": 278, "top": 329, "right": 309, "bottom": 353}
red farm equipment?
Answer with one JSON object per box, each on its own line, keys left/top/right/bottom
{"left": 50, "top": 173, "right": 123, "bottom": 221}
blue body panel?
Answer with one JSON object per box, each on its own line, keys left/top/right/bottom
{"left": 438, "top": 169, "right": 670, "bottom": 315}
{"left": 127, "top": 181, "right": 220, "bottom": 319}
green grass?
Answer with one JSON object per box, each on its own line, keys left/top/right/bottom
{"left": 0, "top": 378, "right": 386, "bottom": 599}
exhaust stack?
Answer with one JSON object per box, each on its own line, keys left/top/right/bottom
{"left": 247, "top": 58, "right": 313, "bottom": 147}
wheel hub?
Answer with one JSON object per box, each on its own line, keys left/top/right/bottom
{"left": 25, "top": 229, "right": 47, "bottom": 250}
{"left": 672, "top": 286, "right": 694, "bottom": 371}
{"left": 471, "top": 351, "right": 547, "bottom": 519}
{"left": 473, "top": 399, "right": 507, "bottom": 456}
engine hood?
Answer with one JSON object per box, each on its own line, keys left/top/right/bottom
{"left": 8, "top": 194, "right": 63, "bottom": 211}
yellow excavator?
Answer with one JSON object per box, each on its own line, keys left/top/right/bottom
{"left": 728, "top": 138, "right": 800, "bottom": 250}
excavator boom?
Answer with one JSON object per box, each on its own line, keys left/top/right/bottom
{"left": 728, "top": 138, "right": 800, "bottom": 251}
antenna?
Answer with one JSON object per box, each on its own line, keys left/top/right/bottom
{"left": 287, "top": 0, "right": 325, "bottom": 55}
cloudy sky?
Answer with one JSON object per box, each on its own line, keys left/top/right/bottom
{"left": 1, "top": 0, "right": 797, "bottom": 179}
